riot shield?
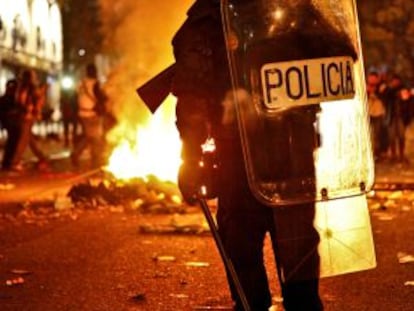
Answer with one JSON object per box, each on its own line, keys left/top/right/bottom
{"left": 221, "top": 0, "right": 375, "bottom": 206}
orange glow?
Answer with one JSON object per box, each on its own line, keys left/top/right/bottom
{"left": 99, "top": 0, "right": 192, "bottom": 181}
{"left": 106, "top": 96, "right": 182, "bottom": 182}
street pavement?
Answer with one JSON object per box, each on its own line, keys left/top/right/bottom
{"left": 0, "top": 138, "right": 102, "bottom": 206}
{"left": 1, "top": 132, "right": 414, "bottom": 310}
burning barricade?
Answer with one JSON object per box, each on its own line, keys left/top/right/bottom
{"left": 65, "top": 172, "right": 211, "bottom": 234}
{"left": 67, "top": 174, "right": 185, "bottom": 213}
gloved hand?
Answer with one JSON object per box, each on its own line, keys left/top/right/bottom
{"left": 178, "top": 160, "right": 203, "bottom": 206}
{"left": 178, "top": 156, "right": 219, "bottom": 206}
{"left": 178, "top": 135, "right": 219, "bottom": 205}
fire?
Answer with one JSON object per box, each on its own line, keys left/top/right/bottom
{"left": 106, "top": 96, "right": 182, "bottom": 182}
{"left": 97, "top": 0, "right": 193, "bottom": 183}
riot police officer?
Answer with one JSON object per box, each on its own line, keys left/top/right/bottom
{"left": 170, "top": 1, "right": 331, "bottom": 310}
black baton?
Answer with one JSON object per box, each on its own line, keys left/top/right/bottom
{"left": 198, "top": 197, "right": 251, "bottom": 311}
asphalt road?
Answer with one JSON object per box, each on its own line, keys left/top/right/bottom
{"left": 0, "top": 187, "right": 414, "bottom": 311}
{"left": 1, "top": 135, "right": 414, "bottom": 311}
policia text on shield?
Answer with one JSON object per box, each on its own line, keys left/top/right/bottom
{"left": 262, "top": 56, "right": 355, "bottom": 108}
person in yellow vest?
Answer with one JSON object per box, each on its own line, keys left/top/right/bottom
{"left": 71, "top": 63, "right": 107, "bottom": 169}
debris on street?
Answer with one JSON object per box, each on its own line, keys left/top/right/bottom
{"left": 185, "top": 261, "right": 210, "bottom": 267}
{"left": 169, "top": 293, "right": 189, "bottom": 299}
{"left": 10, "top": 269, "right": 31, "bottom": 276}
{"left": 153, "top": 255, "right": 176, "bottom": 262}
{"left": 0, "top": 171, "right": 220, "bottom": 238}
{"left": 398, "top": 252, "right": 414, "bottom": 264}
{"left": 0, "top": 203, "right": 81, "bottom": 227}
{"left": 130, "top": 293, "right": 146, "bottom": 302}
{"left": 140, "top": 213, "right": 210, "bottom": 235}
{"left": 192, "top": 305, "right": 234, "bottom": 310}
{"left": 67, "top": 175, "right": 183, "bottom": 210}
{"left": 54, "top": 194, "right": 73, "bottom": 210}
{"left": 376, "top": 215, "right": 395, "bottom": 221}
{"left": 5, "top": 277, "right": 25, "bottom": 286}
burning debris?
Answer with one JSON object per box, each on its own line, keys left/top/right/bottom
{"left": 67, "top": 174, "right": 186, "bottom": 214}
{"left": 65, "top": 173, "right": 214, "bottom": 234}
{"left": 0, "top": 169, "right": 215, "bottom": 234}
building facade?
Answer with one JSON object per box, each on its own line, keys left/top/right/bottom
{"left": 0, "top": 0, "right": 63, "bottom": 112}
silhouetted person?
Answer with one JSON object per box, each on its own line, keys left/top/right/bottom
{"left": 164, "top": 0, "right": 368, "bottom": 309}
{"left": 367, "top": 71, "right": 386, "bottom": 160}
{"left": 0, "top": 79, "right": 21, "bottom": 170}
{"left": 382, "top": 73, "right": 404, "bottom": 161}
{"left": 388, "top": 86, "right": 413, "bottom": 163}
{"left": 10, "top": 69, "right": 48, "bottom": 171}
{"left": 60, "top": 88, "right": 79, "bottom": 147}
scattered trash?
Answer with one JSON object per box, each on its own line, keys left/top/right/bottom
{"left": 54, "top": 195, "right": 73, "bottom": 210}
{"left": 140, "top": 221, "right": 210, "bottom": 235}
{"left": 398, "top": 252, "right": 414, "bottom": 264}
{"left": 170, "top": 214, "right": 209, "bottom": 233}
{"left": 153, "top": 272, "right": 169, "bottom": 279}
{"left": 5, "top": 277, "right": 25, "bottom": 286}
{"left": 139, "top": 212, "right": 211, "bottom": 235}
{"left": 322, "top": 293, "right": 336, "bottom": 302}
{"left": 169, "top": 293, "right": 189, "bottom": 299}
{"left": 368, "top": 202, "right": 382, "bottom": 210}
{"left": 153, "top": 255, "right": 176, "bottom": 262}
{"left": 67, "top": 176, "right": 183, "bottom": 211}
{"left": 384, "top": 200, "right": 398, "bottom": 209}
{"left": 185, "top": 261, "right": 210, "bottom": 267}
{"left": 388, "top": 191, "right": 404, "bottom": 199}
{"left": 376, "top": 215, "right": 395, "bottom": 221}
{"left": 10, "top": 269, "right": 31, "bottom": 275}
{"left": 130, "top": 293, "right": 146, "bottom": 302}
{"left": 192, "top": 306, "right": 234, "bottom": 310}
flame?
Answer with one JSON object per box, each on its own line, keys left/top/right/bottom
{"left": 98, "top": 0, "right": 193, "bottom": 183}
{"left": 106, "top": 96, "right": 182, "bottom": 182}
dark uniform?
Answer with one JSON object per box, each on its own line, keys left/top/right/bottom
{"left": 0, "top": 79, "right": 21, "bottom": 170}
{"left": 170, "top": 0, "right": 356, "bottom": 310}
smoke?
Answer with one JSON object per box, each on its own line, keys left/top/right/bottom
{"left": 99, "top": 0, "right": 193, "bottom": 141}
